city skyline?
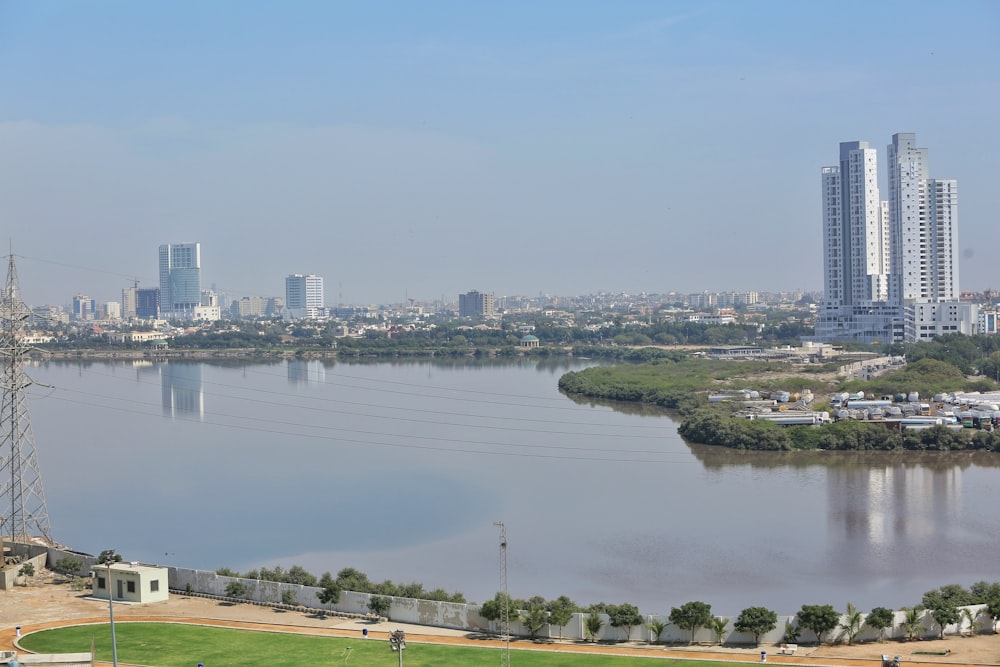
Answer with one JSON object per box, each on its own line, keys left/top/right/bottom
{"left": 2, "top": 2, "right": 998, "bottom": 306}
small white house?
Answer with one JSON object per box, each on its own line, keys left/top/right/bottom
{"left": 91, "top": 562, "right": 169, "bottom": 604}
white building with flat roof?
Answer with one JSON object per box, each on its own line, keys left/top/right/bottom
{"left": 91, "top": 562, "right": 169, "bottom": 604}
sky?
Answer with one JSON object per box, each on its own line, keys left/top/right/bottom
{"left": 1, "top": 1, "right": 998, "bottom": 307}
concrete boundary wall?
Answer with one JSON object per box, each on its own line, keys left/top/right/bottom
{"left": 167, "top": 567, "right": 991, "bottom": 644}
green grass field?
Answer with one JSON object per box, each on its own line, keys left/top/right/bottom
{"left": 19, "top": 622, "right": 739, "bottom": 667}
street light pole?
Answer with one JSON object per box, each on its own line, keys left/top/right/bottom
{"left": 107, "top": 561, "right": 118, "bottom": 667}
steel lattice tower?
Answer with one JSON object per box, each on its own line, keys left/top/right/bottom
{"left": 493, "top": 521, "right": 510, "bottom": 667}
{"left": 0, "top": 253, "right": 52, "bottom": 542}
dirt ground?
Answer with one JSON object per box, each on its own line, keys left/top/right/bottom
{"left": 2, "top": 570, "right": 998, "bottom": 665}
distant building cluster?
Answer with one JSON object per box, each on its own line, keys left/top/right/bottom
{"left": 49, "top": 242, "right": 330, "bottom": 325}
{"left": 20, "top": 169, "right": 999, "bottom": 347}
{"left": 813, "top": 133, "right": 979, "bottom": 343}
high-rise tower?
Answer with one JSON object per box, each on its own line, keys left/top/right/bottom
{"left": 887, "top": 133, "right": 959, "bottom": 303}
{"left": 459, "top": 290, "right": 495, "bottom": 318}
{"left": 821, "top": 141, "right": 889, "bottom": 307}
{"left": 814, "top": 134, "right": 975, "bottom": 343}
{"left": 285, "top": 274, "right": 324, "bottom": 319}
{"left": 158, "top": 243, "right": 201, "bottom": 318}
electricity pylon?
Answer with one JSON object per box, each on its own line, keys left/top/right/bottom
{"left": 0, "top": 253, "right": 52, "bottom": 542}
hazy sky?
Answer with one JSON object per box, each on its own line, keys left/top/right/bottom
{"left": 2, "top": 1, "right": 998, "bottom": 307}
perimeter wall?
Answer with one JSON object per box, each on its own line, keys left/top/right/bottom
{"left": 168, "top": 566, "right": 991, "bottom": 644}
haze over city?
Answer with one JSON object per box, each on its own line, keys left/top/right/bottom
{"left": 1, "top": 1, "right": 998, "bottom": 306}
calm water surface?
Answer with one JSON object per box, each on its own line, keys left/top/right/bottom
{"left": 26, "top": 358, "right": 1000, "bottom": 615}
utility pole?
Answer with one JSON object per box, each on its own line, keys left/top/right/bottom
{"left": 0, "top": 253, "right": 51, "bottom": 542}
{"left": 493, "top": 521, "right": 510, "bottom": 667}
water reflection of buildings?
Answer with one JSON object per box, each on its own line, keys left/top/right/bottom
{"left": 829, "top": 462, "right": 961, "bottom": 547}
{"left": 136, "top": 362, "right": 204, "bottom": 419}
{"left": 287, "top": 360, "right": 326, "bottom": 386}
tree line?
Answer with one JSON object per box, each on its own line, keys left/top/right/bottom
{"left": 215, "top": 565, "right": 466, "bottom": 604}
{"left": 677, "top": 409, "right": 1000, "bottom": 452}
{"left": 480, "top": 582, "right": 1000, "bottom": 645}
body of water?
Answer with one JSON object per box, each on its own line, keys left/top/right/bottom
{"left": 25, "top": 358, "right": 1000, "bottom": 615}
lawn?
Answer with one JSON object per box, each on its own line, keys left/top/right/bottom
{"left": 19, "top": 622, "right": 737, "bottom": 667}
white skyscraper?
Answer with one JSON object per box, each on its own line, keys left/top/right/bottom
{"left": 285, "top": 274, "right": 324, "bottom": 318}
{"left": 888, "top": 133, "right": 959, "bottom": 303}
{"left": 815, "top": 142, "right": 896, "bottom": 342}
{"left": 814, "top": 134, "right": 974, "bottom": 343}
{"left": 821, "top": 141, "right": 889, "bottom": 307}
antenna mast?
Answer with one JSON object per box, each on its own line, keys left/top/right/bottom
{"left": 0, "top": 253, "right": 52, "bottom": 542}
{"left": 493, "top": 520, "right": 510, "bottom": 667}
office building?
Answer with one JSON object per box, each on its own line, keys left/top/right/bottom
{"left": 136, "top": 288, "right": 160, "bottom": 319}
{"left": 121, "top": 286, "right": 137, "bottom": 319}
{"left": 459, "top": 290, "right": 495, "bottom": 318}
{"left": 72, "top": 293, "right": 95, "bottom": 321}
{"left": 158, "top": 243, "right": 202, "bottom": 318}
{"left": 814, "top": 134, "right": 975, "bottom": 343}
{"left": 285, "top": 274, "right": 324, "bottom": 319}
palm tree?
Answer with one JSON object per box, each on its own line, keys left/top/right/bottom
{"left": 841, "top": 602, "right": 863, "bottom": 645}
{"left": 901, "top": 606, "right": 924, "bottom": 641}
{"left": 960, "top": 608, "right": 976, "bottom": 636}
{"left": 646, "top": 619, "right": 667, "bottom": 644}
{"left": 711, "top": 617, "right": 730, "bottom": 645}
{"left": 584, "top": 612, "right": 604, "bottom": 642}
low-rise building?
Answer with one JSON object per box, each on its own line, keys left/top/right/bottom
{"left": 91, "top": 562, "right": 169, "bottom": 604}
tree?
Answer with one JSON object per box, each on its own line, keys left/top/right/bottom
{"left": 960, "top": 607, "right": 976, "bottom": 637}
{"left": 224, "top": 581, "right": 248, "bottom": 599}
{"left": 840, "top": 602, "right": 863, "bottom": 645}
{"left": 669, "top": 601, "right": 714, "bottom": 644}
{"left": 546, "top": 596, "right": 576, "bottom": 640}
{"left": 734, "top": 607, "right": 777, "bottom": 646}
{"left": 367, "top": 595, "right": 392, "bottom": 619}
{"left": 901, "top": 606, "right": 924, "bottom": 641}
{"left": 969, "top": 580, "right": 1000, "bottom": 605}
{"left": 281, "top": 589, "right": 297, "bottom": 606}
{"left": 520, "top": 606, "right": 549, "bottom": 639}
{"left": 54, "top": 557, "right": 84, "bottom": 578}
{"left": 584, "top": 611, "right": 605, "bottom": 642}
{"left": 989, "top": 599, "right": 1000, "bottom": 634}
{"left": 930, "top": 604, "right": 960, "bottom": 639}
{"left": 479, "top": 592, "right": 514, "bottom": 625}
{"left": 796, "top": 604, "right": 840, "bottom": 645}
{"left": 710, "top": 617, "right": 729, "bottom": 645}
{"left": 866, "top": 607, "right": 895, "bottom": 643}
{"left": 783, "top": 620, "right": 800, "bottom": 644}
{"left": 97, "top": 549, "right": 123, "bottom": 565}
{"left": 316, "top": 572, "right": 342, "bottom": 611}
{"left": 607, "top": 603, "right": 643, "bottom": 642}
{"left": 646, "top": 619, "right": 667, "bottom": 644}
{"left": 923, "top": 584, "right": 973, "bottom": 609}
{"left": 286, "top": 565, "right": 317, "bottom": 587}
{"left": 335, "top": 567, "right": 371, "bottom": 592}
{"left": 18, "top": 562, "right": 35, "bottom": 586}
